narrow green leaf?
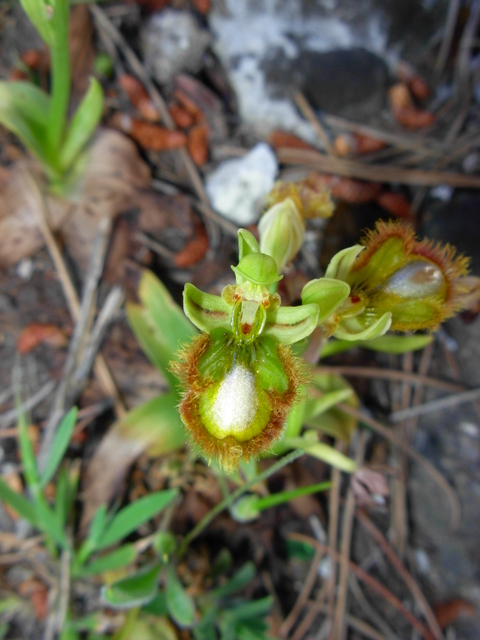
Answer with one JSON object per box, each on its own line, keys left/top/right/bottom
{"left": 41, "top": 407, "right": 77, "bottom": 487}
{"left": 0, "top": 476, "right": 37, "bottom": 524}
{"left": 206, "top": 562, "right": 256, "bottom": 601}
{"left": 98, "top": 490, "right": 178, "bottom": 550}
{"left": 224, "top": 596, "right": 273, "bottom": 622}
{"left": 59, "top": 78, "right": 104, "bottom": 172}
{"left": 34, "top": 495, "right": 68, "bottom": 548}
{"left": 183, "top": 283, "right": 232, "bottom": 334}
{"left": 285, "top": 437, "right": 357, "bottom": 473}
{"left": 303, "top": 388, "right": 353, "bottom": 422}
{"left": 55, "top": 462, "right": 80, "bottom": 526}
{"left": 358, "top": 333, "right": 434, "bottom": 354}
{"left": 165, "top": 564, "right": 196, "bottom": 629}
{"left": 264, "top": 303, "right": 319, "bottom": 344}
{"left": 19, "top": 0, "right": 55, "bottom": 43}
{"left": 77, "top": 504, "right": 108, "bottom": 565}
{"left": 76, "top": 544, "right": 137, "bottom": 577}
{"left": 101, "top": 564, "right": 160, "bottom": 609}
{"left": 253, "top": 481, "right": 331, "bottom": 511}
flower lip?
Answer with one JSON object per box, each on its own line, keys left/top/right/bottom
{"left": 381, "top": 261, "right": 445, "bottom": 299}
{"left": 211, "top": 364, "right": 257, "bottom": 438}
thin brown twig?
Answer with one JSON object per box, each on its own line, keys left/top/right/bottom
{"left": 22, "top": 171, "right": 126, "bottom": 421}
{"left": 356, "top": 510, "right": 444, "bottom": 640}
{"left": 326, "top": 441, "right": 344, "bottom": 628}
{"left": 434, "top": 0, "right": 462, "bottom": 82}
{"left": 336, "top": 402, "right": 460, "bottom": 529}
{"left": 331, "top": 431, "right": 369, "bottom": 640}
{"left": 276, "top": 147, "right": 480, "bottom": 188}
{"left": 306, "top": 599, "right": 389, "bottom": 640}
{"left": 348, "top": 574, "right": 400, "bottom": 640}
{"left": 295, "top": 92, "right": 335, "bottom": 155}
{"left": 389, "top": 386, "right": 480, "bottom": 423}
{"left": 291, "top": 581, "right": 330, "bottom": 640}
{"left": 279, "top": 548, "right": 324, "bottom": 638}
{"left": 313, "top": 365, "right": 465, "bottom": 393}
{"left": 288, "top": 533, "right": 434, "bottom": 640}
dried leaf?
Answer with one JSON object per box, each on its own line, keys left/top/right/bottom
{"left": 433, "top": 599, "right": 476, "bottom": 629}
{"left": 119, "top": 74, "right": 159, "bottom": 122}
{"left": 393, "top": 107, "right": 436, "bottom": 129}
{"left": 17, "top": 322, "right": 68, "bottom": 354}
{"left": 187, "top": 123, "right": 209, "bottom": 166}
{"left": 388, "top": 83, "right": 413, "bottom": 111}
{"left": 174, "top": 227, "right": 209, "bottom": 268}
{"left": 168, "top": 103, "right": 194, "bottom": 129}
{"left": 268, "top": 130, "right": 317, "bottom": 151}
{"left": 173, "top": 88, "right": 203, "bottom": 122}
{"left": 19, "top": 579, "right": 48, "bottom": 620}
{"left": 175, "top": 75, "right": 228, "bottom": 141}
{"left": 307, "top": 173, "right": 382, "bottom": 203}
{"left": 191, "top": 0, "right": 211, "bottom": 13}
{"left": 409, "top": 76, "right": 430, "bottom": 101}
{"left": 110, "top": 114, "right": 187, "bottom": 151}
{"left": 2, "top": 471, "right": 24, "bottom": 521}
{"left": 20, "top": 50, "right": 42, "bottom": 71}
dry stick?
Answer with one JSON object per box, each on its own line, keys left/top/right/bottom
{"left": 390, "top": 350, "right": 413, "bottom": 558}
{"left": 389, "top": 386, "right": 480, "bottom": 423}
{"left": 356, "top": 511, "right": 444, "bottom": 640}
{"left": 0, "top": 380, "right": 56, "bottom": 429}
{"left": 276, "top": 147, "right": 480, "bottom": 188}
{"left": 326, "top": 442, "right": 343, "bottom": 630}
{"left": 331, "top": 431, "right": 369, "bottom": 640}
{"left": 291, "top": 581, "right": 330, "bottom": 640}
{"left": 348, "top": 574, "right": 400, "bottom": 640}
{"left": 288, "top": 533, "right": 434, "bottom": 640}
{"left": 337, "top": 402, "right": 460, "bottom": 530}
{"left": 22, "top": 171, "right": 126, "bottom": 422}
{"left": 314, "top": 365, "right": 465, "bottom": 393}
{"left": 295, "top": 92, "right": 335, "bottom": 155}
{"left": 434, "top": 0, "right": 462, "bottom": 82}
{"left": 306, "top": 600, "right": 389, "bottom": 640}
{"left": 37, "top": 217, "right": 114, "bottom": 472}
{"left": 279, "top": 547, "right": 324, "bottom": 638}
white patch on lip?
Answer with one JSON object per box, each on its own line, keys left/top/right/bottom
{"left": 212, "top": 365, "right": 257, "bottom": 436}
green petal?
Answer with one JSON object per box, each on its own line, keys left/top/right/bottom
{"left": 183, "top": 283, "right": 232, "bottom": 334}
{"left": 334, "top": 312, "right": 392, "bottom": 341}
{"left": 264, "top": 303, "right": 319, "bottom": 344}
{"left": 232, "top": 253, "right": 282, "bottom": 287}
{"left": 325, "top": 245, "right": 364, "bottom": 281}
{"left": 238, "top": 229, "right": 260, "bottom": 260}
{"left": 301, "top": 278, "right": 351, "bottom": 323}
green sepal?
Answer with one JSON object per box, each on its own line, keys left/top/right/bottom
{"left": 183, "top": 283, "right": 233, "bottom": 334}
{"left": 325, "top": 245, "right": 364, "bottom": 280}
{"left": 58, "top": 77, "right": 104, "bottom": 173}
{"left": 264, "top": 303, "right": 319, "bottom": 344}
{"left": 232, "top": 253, "right": 282, "bottom": 287}
{"left": 301, "top": 278, "right": 351, "bottom": 323}
{"left": 334, "top": 311, "right": 392, "bottom": 341}
{"left": 237, "top": 229, "right": 260, "bottom": 260}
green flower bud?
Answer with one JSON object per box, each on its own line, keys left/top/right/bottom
{"left": 259, "top": 198, "right": 305, "bottom": 273}
{"left": 232, "top": 253, "right": 283, "bottom": 287}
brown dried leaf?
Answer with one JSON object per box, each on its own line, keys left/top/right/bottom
{"left": 174, "top": 226, "right": 209, "bottom": 268}
{"left": 268, "top": 130, "right": 317, "bottom": 151}
{"left": 110, "top": 113, "right": 187, "bottom": 151}
{"left": 191, "top": 0, "right": 211, "bottom": 14}
{"left": 19, "top": 579, "right": 48, "bottom": 620}
{"left": 307, "top": 173, "right": 382, "bottom": 203}
{"left": 168, "top": 103, "right": 194, "bottom": 129}
{"left": 119, "top": 74, "right": 159, "bottom": 122}
{"left": 433, "top": 599, "right": 476, "bottom": 629}
{"left": 17, "top": 322, "right": 68, "bottom": 354}
{"left": 187, "top": 123, "right": 209, "bottom": 166}
{"left": 376, "top": 191, "right": 411, "bottom": 218}
{"left": 393, "top": 107, "right": 436, "bottom": 129}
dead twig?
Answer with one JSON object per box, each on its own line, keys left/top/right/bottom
{"left": 295, "top": 92, "right": 334, "bottom": 155}
{"left": 276, "top": 147, "right": 480, "bottom": 188}
{"left": 288, "top": 533, "right": 434, "bottom": 640}
{"left": 356, "top": 510, "right": 444, "bottom": 640}
{"left": 0, "top": 380, "right": 56, "bottom": 429}
{"left": 389, "top": 386, "right": 480, "bottom": 423}
{"left": 434, "top": 0, "right": 462, "bottom": 82}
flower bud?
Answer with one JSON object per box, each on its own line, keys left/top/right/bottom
{"left": 259, "top": 198, "right": 305, "bottom": 273}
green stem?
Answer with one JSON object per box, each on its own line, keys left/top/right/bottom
{"left": 177, "top": 449, "right": 304, "bottom": 557}
{"left": 47, "top": 0, "right": 71, "bottom": 158}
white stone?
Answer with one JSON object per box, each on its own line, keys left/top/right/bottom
{"left": 206, "top": 143, "right": 278, "bottom": 225}
{"left": 212, "top": 365, "right": 257, "bottom": 436}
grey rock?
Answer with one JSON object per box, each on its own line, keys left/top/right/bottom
{"left": 143, "top": 10, "right": 211, "bottom": 85}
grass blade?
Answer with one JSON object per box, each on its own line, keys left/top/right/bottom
{"left": 41, "top": 407, "right": 77, "bottom": 487}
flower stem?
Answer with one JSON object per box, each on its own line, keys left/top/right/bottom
{"left": 177, "top": 449, "right": 304, "bottom": 557}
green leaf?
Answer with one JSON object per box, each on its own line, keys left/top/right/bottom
{"left": 264, "top": 303, "right": 319, "bottom": 344}
{"left": 183, "top": 283, "right": 232, "bottom": 334}
{"left": 165, "top": 564, "right": 196, "bottom": 629}
{"left": 238, "top": 229, "right": 260, "bottom": 260}
{"left": 357, "top": 333, "right": 434, "bottom": 354}
{"left": 59, "top": 78, "right": 104, "bottom": 172}
{"left": 116, "top": 393, "right": 187, "bottom": 457}
{"left": 19, "top": 0, "right": 55, "bottom": 43}
{"left": 301, "top": 278, "right": 350, "bottom": 324}
{"left": 101, "top": 563, "right": 160, "bottom": 609}
{"left": 253, "top": 481, "right": 331, "bottom": 511}
{"left": 305, "top": 374, "right": 358, "bottom": 442}
{"left": 142, "top": 592, "right": 168, "bottom": 617}
{"left": 77, "top": 544, "right": 138, "bottom": 577}
{"left": 205, "top": 562, "right": 256, "bottom": 601}
{"left": 303, "top": 388, "right": 353, "bottom": 422}
{"left": 128, "top": 616, "right": 178, "bottom": 640}
{"left": 224, "top": 596, "right": 273, "bottom": 622}
{"left": 0, "top": 81, "right": 52, "bottom": 168}
{"left": 98, "top": 490, "right": 178, "bottom": 550}
{"left": 0, "top": 476, "right": 37, "bottom": 524}
{"left": 285, "top": 436, "right": 357, "bottom": 473}
{"left": 41, "top": 407, "right": 78, "bottom": 487}
{"left": 34, "top": 496, "right": 68, "bottom": 548}
{"left": 55, "top": 462, "right": 80, "bottom": 526}
{"left": 153, "top": 532, "right": 177, "bottom": 563}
